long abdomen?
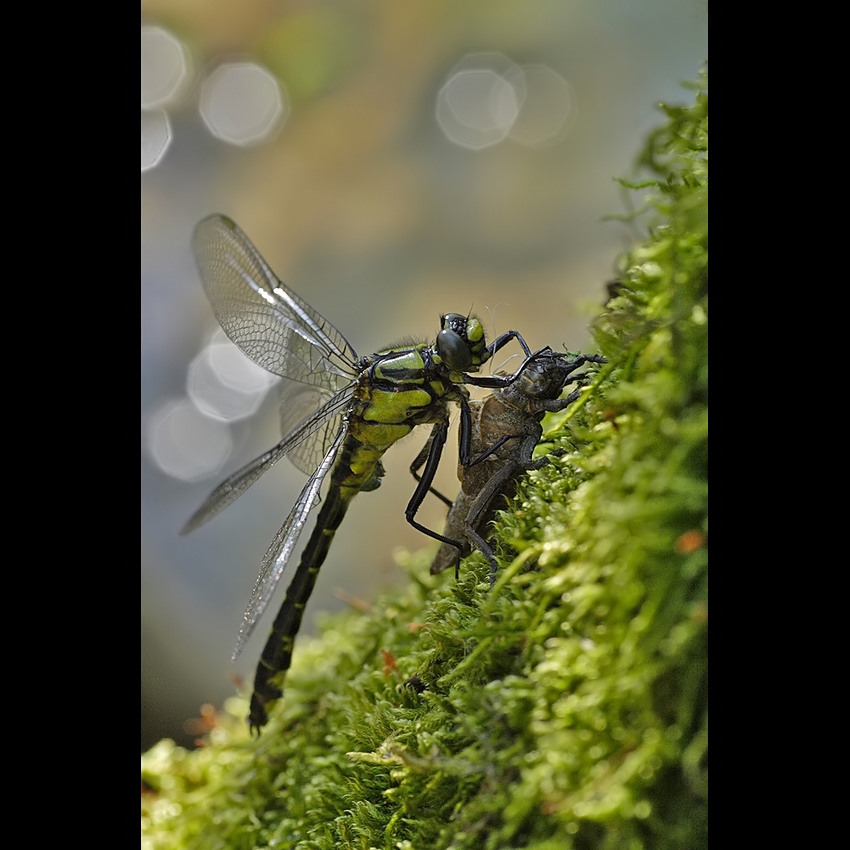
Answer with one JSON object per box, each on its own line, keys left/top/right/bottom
{"left": 248, "top": 480, "right": 354, "bottom": 733}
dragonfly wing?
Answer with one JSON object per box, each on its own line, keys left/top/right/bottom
{"left": 232, "top": 426, "right": 346, "bottom": 659}
{"left": 192, "top": 214, "right": 359, "bottom": 389}
{"left": 181, "top": 386, "right": 354, "bottom": 534}
{"left": 278, "top": 381, "right": 345, "bottom": 476}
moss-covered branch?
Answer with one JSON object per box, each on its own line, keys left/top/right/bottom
{"left": 143, "top": 67, "right": 707, "bottom": 850}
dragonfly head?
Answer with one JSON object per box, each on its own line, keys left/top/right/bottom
{"left": 436, "top": 313, "right": 490, "bottom": 373}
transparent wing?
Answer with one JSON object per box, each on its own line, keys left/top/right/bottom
{"left": 232, "top": 426, "right": 346, "bottom": 659}
{"left": 192, "top": 214, "right": 359, "bottom": 389}
{"left": 181, "top": 386, "right": 355, "bottom": 534}
{"left": 278, "top": 380, "right": 341, "bottom": 476}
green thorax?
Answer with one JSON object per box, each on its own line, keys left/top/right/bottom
{"left": 335, "top": 314, "right": 486, "bottom": 492}
{"left": 349, "top": 344, "right": 464, "bottom": 443}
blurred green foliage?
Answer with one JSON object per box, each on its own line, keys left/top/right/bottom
{"left": 142, "top": 68, "right": 707, "bottom": 849}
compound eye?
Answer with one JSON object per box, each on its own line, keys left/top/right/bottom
{"left": 436, "top": 328, "right": 472, "bottom": 371}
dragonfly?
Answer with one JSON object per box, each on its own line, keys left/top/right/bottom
{"left": 182, "top": 214, "right": 546, "bottom": 733}
{"left": 430, "top": 348, "right": 606, "bottom": 582}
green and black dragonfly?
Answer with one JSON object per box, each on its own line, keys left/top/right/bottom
{"left": 182, "top": 214, "right": 544, "bottom": 733}
{"left": 431, "top": 348, "right": 606, "bottom": 582}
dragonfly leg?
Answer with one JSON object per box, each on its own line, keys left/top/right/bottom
{"left": 463, "top": 346, "right": 553, "bottom": 390}
{"left": 409, "top": 424, "right": 453, "bottom": 509}
{"left": 404, "top": 420, "right": 466, "bottom": 569}
{"left": 487, "top": 329, "right": 532, "bottom": 358}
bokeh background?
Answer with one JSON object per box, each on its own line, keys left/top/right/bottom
{"left": 141, "top": 0, "right": 707, "bottom": 751}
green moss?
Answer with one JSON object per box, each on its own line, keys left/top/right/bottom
{"left": 143, "top": 67, "right": 708, "bottom": 849}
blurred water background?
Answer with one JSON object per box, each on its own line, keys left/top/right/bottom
{"left": 141, "top": 0, "right": 707, "bottom": 751}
